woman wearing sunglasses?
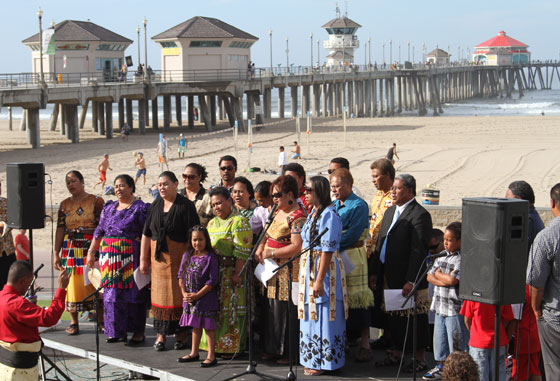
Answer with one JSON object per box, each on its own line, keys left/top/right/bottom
{"left": 256, "top": 175, "right": 307, "bottom": 364}
{"left": 297, "top": 176, "right": 347, "bottom": 376}
{"left": 180, "top": 163, "right": 213, "bottom": 227}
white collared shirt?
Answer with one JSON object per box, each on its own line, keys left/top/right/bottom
{"left": 395, "top": 197, "right": 415, "bottom": 217}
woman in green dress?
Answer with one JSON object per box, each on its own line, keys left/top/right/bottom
{"left": 200, "top": 186, "right": 253, "bottom": 358}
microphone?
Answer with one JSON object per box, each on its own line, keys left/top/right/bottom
{"left": 308, "top": 227, "right": 329, "bottom": 248}
{"left": 428, "top": 251, "right": 450, "bottom": 260}
{"left": 33, "top": 264, "right": 44, "bottom": 277}
{"left": 267, "top": 203, "right": 278, "bottom": 223}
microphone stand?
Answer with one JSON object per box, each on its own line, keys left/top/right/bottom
{"left": 273, "top": 227, "right": 330, "bottom": 381}
{"left": 81, "top": 262, "right": 129, "bottom": 381}
{"left": 400, "top": 257, "right": 434, "bottom": 381}
{"left": 222, "top": 204, "right": 286, "bottom": 381}
{"left": 29, "top": 264, "right": 73, "bottom": 381}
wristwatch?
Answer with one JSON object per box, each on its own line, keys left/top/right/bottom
{"left": 271, "top": 250, "right": 275, "bottom": 259}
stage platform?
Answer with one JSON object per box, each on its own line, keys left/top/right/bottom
{"left": 41, "top": 321, "right": 427, "bottom": 380}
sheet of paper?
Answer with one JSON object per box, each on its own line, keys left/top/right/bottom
{"left": 254, "top": 258, "right": 279, "bottom": 287}
{"left": 384, "top": 289, "right": 415, "bottom": 311}
{"left": 83, "top": 265, "right": 91, "bottom": 286}
{"left": 134, "top": 267, "right": 151, "bottom": 290}
{"left": 291, "top": 282, "right": 299, "bottom": 306}
{"left": 340, "top": 250, "right": 355, "bottom": 275}
{"left": 511, "top": 303, "right": 523, "bottom": 320}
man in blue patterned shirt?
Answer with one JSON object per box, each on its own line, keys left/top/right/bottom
{"left": 526, "top": 183, "right": 560, "bottom": 380}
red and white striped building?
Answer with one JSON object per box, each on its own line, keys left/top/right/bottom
{"left": 472, "top": 31, "right": 530, "bottom": 65}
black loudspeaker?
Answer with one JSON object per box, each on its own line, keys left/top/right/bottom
{"left": 459, "top": 197, "right": 528, "bottom": 305}
{"left": 6, "top": 163, "right": 45, "bottom": 229}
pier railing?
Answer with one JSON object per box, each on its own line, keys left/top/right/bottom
{"left": 1, "top": 61, "right": 558, "bottom": 89}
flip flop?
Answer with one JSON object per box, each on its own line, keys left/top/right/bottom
{"left": 304, "top": 369, "right": 324, "bottom": 376}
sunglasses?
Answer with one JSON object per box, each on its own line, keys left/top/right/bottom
{"left": 182, "top": 174, "right": 198, "bottom": 180}
{"left": 304, "top": 186, "right": 313, "bottom": 193}
{"left": 327, "top": 169, "right": 335, "bottom": 174}
{"left": 220, "top": 166, "right": 235, "bottom": 171}
{"left": 271, "top": 192, "right": 284, "bottom": 198}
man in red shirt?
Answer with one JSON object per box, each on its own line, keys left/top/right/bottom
{"left": 0, "top": 261, "right": 69, "bottom": 380}
{"left": 14, "top": 230, "right": 30, "bottom": 261}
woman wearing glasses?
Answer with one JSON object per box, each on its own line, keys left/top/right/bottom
{"left": 140, "top": 171, "right": 200, "bottom": 351}
{"left": 256, "top": 175, "right": 307, "bottom": 364}
{"left": 180, "top": 163, "right": 213, "bottom": 226}
{"left": 298, "top": 176, "right": 347, "bottom": 376}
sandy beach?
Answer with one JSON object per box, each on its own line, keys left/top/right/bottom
{"left": 1, "top": 114, "right": 559, "bottom": 253}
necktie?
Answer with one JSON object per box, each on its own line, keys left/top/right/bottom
{"left": 379, "top": 207, "right": 400, "bottom": 264}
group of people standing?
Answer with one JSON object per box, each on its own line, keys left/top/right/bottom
{"left": 1, "top": 149, "right": 560, "bottom": 380}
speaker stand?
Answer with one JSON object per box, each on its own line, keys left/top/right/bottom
{"left": 493, "top": 305, "right": 501, "bottom": 381}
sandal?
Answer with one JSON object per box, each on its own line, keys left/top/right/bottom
{"left": 304, "top": 368, "right": 324, "bottom": 376}
{"left": 355, "top": 347, "right": 372, "bottom": 363}
{"left": 375, "top": 353, "right": 400, "bottom": 367}
{"left": 65, "top": 324, "right": 79, "bottom": 335}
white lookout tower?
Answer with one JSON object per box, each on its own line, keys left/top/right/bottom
{"left": 322, "top": 5, "right": 361, "bottom": 67}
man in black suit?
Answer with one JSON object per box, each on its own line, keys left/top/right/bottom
{"left": 369, "top": 173, "right": 432, "bottom": 372}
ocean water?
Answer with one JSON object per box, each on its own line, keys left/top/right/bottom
{"left": 442, "top": 88, "right": 560, "bottom": 116}
{"left": 1, "top": 87, "right": 559, "bottom": 122}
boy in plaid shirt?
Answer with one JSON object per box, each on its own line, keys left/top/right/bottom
{"left": 423, "top": 222, "right": 469, "bottom": 380}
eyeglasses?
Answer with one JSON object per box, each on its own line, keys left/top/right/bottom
{"left": 220, "top": 166, "right": 235, "bottom": 171}
{"left": 271, "top": 192, "right": 284, "bottom": 198}
{"left": 304, "top": 186, "right": 313, "bottom": 193}
{"left": 182, "top": 174, "right": 198, "bottom": 180}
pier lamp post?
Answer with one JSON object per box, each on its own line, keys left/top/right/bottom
{"left": 458, "top": 46, "right": 460, "bottom": 63}
{"left": 285, "top": 37, "right": 289, "bottom": 72}
{"left": 136, "top": 27, "right": 141, "bottom": 67}
{"left": 412, "top": 45, "right": 415, "bottom": 63}
{"left": 368, "top": 37, "right": 371, "bottom": 67}
{"left": 310, "top": 33, "right": 313, "bottom": 69}
{"left": 51, "top": 20, "right": 56, "bottom": 78}
{"left": 398, "top": 44, "right": 401, "bottom": 64}
{"left": 37, "top": 7, "right": 44, "bottom": 84}
{"left": 389, "top": 40, "right": 392, "bottom": 66}
{"left": 382, "top": 43, "right": 385, "bottom": 66}
{"left": 422, "top": 43, "right": 426, "bottom": 65}
{"left": 317, "top": 39, "right": 320, "bottom": 67}
{"left": 408, "top": 41, "right": 410, "bottom": 62}
{"left": 269, "top": 30, "right": 273, "bottom": 75}
{"left": 143, "top": 18, "right": 148, "bottom": 74}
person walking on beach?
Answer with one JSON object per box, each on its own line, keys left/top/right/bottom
{"left": 278, "top": 146, "right": 287, "bottom": 173}
{"left": 386, "top": 143, "right": 399, "bottom": 165}
{"left": 94, "top": 154, "right": 112, "bottom": 189}
{"left": 177, "top": 133, "right": 187, "bottom": 159}
{"left": 121, "top": 123, "right": 131, "bottom": 141}
{"left": 134, "top": 152, "right": 146, "bottom": 185}
{"left": 291, "top": 141, "right": 301, "bottom": 160}
{"left": 157, "top": 135, "right": 169, "bottom": 171}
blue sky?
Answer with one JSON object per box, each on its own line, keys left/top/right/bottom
{"left": 3, "top": 0, "right": 559, "bottom": 72}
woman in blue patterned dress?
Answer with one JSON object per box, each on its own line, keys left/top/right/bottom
{"left": 298, "top": 176, "right": 348, "bottom": 376}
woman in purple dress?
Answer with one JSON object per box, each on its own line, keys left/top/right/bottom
{"left": 177, "top": 225, "right": 219, "bottom": 367}
{"left": 87, "top": 174, "right": 150, "bottom": 345}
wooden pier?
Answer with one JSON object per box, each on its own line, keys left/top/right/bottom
{"left": 0, "top": 62, "right": 558, "bottom": 148}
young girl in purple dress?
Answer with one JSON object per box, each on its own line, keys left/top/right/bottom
{"left": 177, "top": 225, "right": 219, "bottom": 367}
